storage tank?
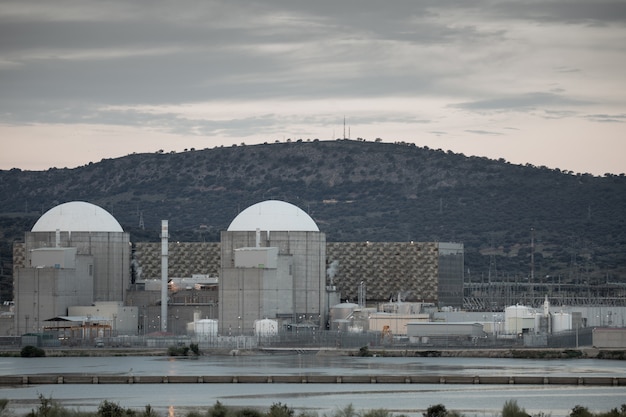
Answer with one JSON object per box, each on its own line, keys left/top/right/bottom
{"left": 330, "top": 302, "right": 358, "bottom": 331}
{"left": 330, "top": 302, "right": 358, "bottom": 321}
{"left": 194, "top": 319, "right": 218, "bottom": 337}
{"left": 505, "top": 305, "right": 536, "bottom": 335}
{"left": 254, "top": 318, "right": 278, "bottom": 336}
{"left": 552, "top": 311, "right": 572, "bottom": 333}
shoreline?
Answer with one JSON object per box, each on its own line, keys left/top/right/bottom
{"left": 2, "top": 346, "right": 625, "bottom": 360}
{"left": 0, "top": 372, "right": 624, "bottom": 386}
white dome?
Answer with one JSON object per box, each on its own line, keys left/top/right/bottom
{"left": 227, "top": 200, "right": 319, "bottom": 232}
{"left": 32, "top": 201, "right": 123, "bottom": 233}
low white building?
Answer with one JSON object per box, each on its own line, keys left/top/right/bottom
{"left": 69, "top": 302, "right": 138, "bottom": 335}
{"left": 505, "top": 305, "right": 537, "bottom": 335}
{"left": 407, "top": 322, "right": 485, "bottom": 344}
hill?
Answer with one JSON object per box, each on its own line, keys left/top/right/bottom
{"left": 1, "top": 139, "right": 625, "bottom": 301}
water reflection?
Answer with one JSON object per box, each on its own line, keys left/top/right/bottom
{"left": 0, "top": 355, "right": 624, "bottom": 416}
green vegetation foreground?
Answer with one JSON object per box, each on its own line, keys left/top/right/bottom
{"left": 2, "top": 396, "right": 625, "bottom": 417}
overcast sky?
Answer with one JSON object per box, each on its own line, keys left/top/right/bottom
{"left": 1, "top": 0, "right": 625, "bottom": 175}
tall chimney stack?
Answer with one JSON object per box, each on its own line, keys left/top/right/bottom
{"left": 161, "top": 220, "right": 169, "bottom": 332}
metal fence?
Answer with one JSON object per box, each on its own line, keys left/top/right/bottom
{"left": 15, "top": 328, "right": 599, "bottom": 350}
{"left": 194, "top": 330, "right": 526, "bottom": 350}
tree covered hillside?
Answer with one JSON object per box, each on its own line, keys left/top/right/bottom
{"left": 1, "top": 139, "right": 625, "bottom": 301}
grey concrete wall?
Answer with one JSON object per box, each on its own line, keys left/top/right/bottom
{"left": 326, "top": 242, "right": 441, "bottom": 303}
{"left": 593, "top": 328, "right": 626, "bottom": 348}
{"left": 25, "top": 231, "right": 130, "bottom": 302}
{"left": 219, "top": 230, "right": 326, "bottom": 335}
{"left": 14, "top": 266, "right": 91, "bottom": 333}
{"left": 133, "top": 240, "right": 460, "bottom": 306}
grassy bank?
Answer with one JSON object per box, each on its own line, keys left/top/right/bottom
{"left": 349, "top": 346, "right": 625, "bottom": 360}
{"left": 3, "top": 396, "right": 626, "bottom": 417}
{"left": 2, "top": 345, "right": 625, "bottom": 359}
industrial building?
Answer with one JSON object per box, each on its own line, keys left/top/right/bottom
{"left": 9, "top": 199, "right": 466, "bottom": 344}
{"left": 133, "top": 241, "right": 465, "bottom": 308}
{"left": 9, "top": 199, "right": 626, "bottom": 349}
{"left": 218, "top": 200, "right": 327, "bottom": 335}
{"left": 12, "top": 201, "right": 131, "bottom": 336}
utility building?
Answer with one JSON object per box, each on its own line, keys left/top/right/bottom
{"left": 219, "top": 200, "right": 326, "bottom": 335}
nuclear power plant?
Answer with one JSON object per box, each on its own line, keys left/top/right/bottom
{"left": 6, "top": 199, "right": 626, "bottom": 349}
{"left": 219, "top": 200, "right": 327, "bottom": 335}
{"left": 12, "top": 201, "right": 134, "bottom": 337}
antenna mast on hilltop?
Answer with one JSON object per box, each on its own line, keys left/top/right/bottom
{"left": 343, "top": 116, "right": 346, "bottom": 139}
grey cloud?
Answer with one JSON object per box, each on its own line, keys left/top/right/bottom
{"left": 452, "top": 93, "right": 591, "bottom": 112}
{"left": 0, "top": 0, "right": 622, "bottom": 135}
{"left": 585, "top": 114, "right": 626, "bottom": 123}
{"left": 542, "top": 109, "right": 578, "bottom": 119}
{"left": 0, "top": 0, "right": 517, "bottom": 116}
{"left": 554, "top": 67, "right": 580, "bottom": 74}
{"left": 490, "top": 0, "right": 626, "bottom": 24}
{"left": 464, "top": 129, "right": 503, "bottom": 136}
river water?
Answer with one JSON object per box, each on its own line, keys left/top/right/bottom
{"left": 0, "top": 354, "right": 624, "bottom": 417}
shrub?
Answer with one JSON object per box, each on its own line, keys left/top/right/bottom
{"left": 0, "top": 399, "right": 8, "bottom": 417}
{"left": 167, "top": 345, "right": 190, "bottom": 356}
{"left": 502, "top": 400, "right": 528, "bottom": 417}
{"left": 596, "top": 404, "right": 626, "bottom": 417}
{"left": 570, "top": 405, "right": 592, "bottom": 417}
{"left": 563, "top": 350, "right": 583, "bottom": 358}
{"left": 334, "top": 404, "right": 358, "bottom": 417}
{"left": 358, "top": 346, "right": 372, "bottom": 357}
{"left": 141, "top": 405, "right": 159, "bottom": 417}
{"left": 209, "top": 401, "right": 230, "bottom": 417}
{"left": 235, "top": 409, "right": 262, "bottom": 417}
{"left": 424, "top": 404, "right": 447, "bottom": 417}
{"left": 97, "top": 400, "right": 135, "bottom": 417}
{"left": 362, "top": 410, "right": 393, "bottom": 417}
{"left": 268, "top": 403, "right": 294, "bottom": 417}
{"left": 25, "top": 394, "right": 65, "bottom": 417}
{"left": 20, "top": 345, "right": 45, "bottom": 357}
{"left": 296, "top": 412, "right": 319, "bottom": 417}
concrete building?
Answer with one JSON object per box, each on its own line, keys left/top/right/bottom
{"left": 133, "top": 241, "right": 465, "bottom": 309}
{"left": 13, "top": 201, "right": 131, "bottom": 334}
{"left": 592, "top": 328, "right": 626, "bottom": 348}
{"left": 68, "top": 302, "right": 138, "bottom": 336}
{"left": 406, "top": 322, "right": 486, "bottom": 344}
{"left": 219, "top": 200, "right": 326, "bottom": 335}
{"left": 10, "top": 200, "right": 464, "bottom": 339}
{"left": 325, "top": 241, "right": 464, "bottom": 307}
